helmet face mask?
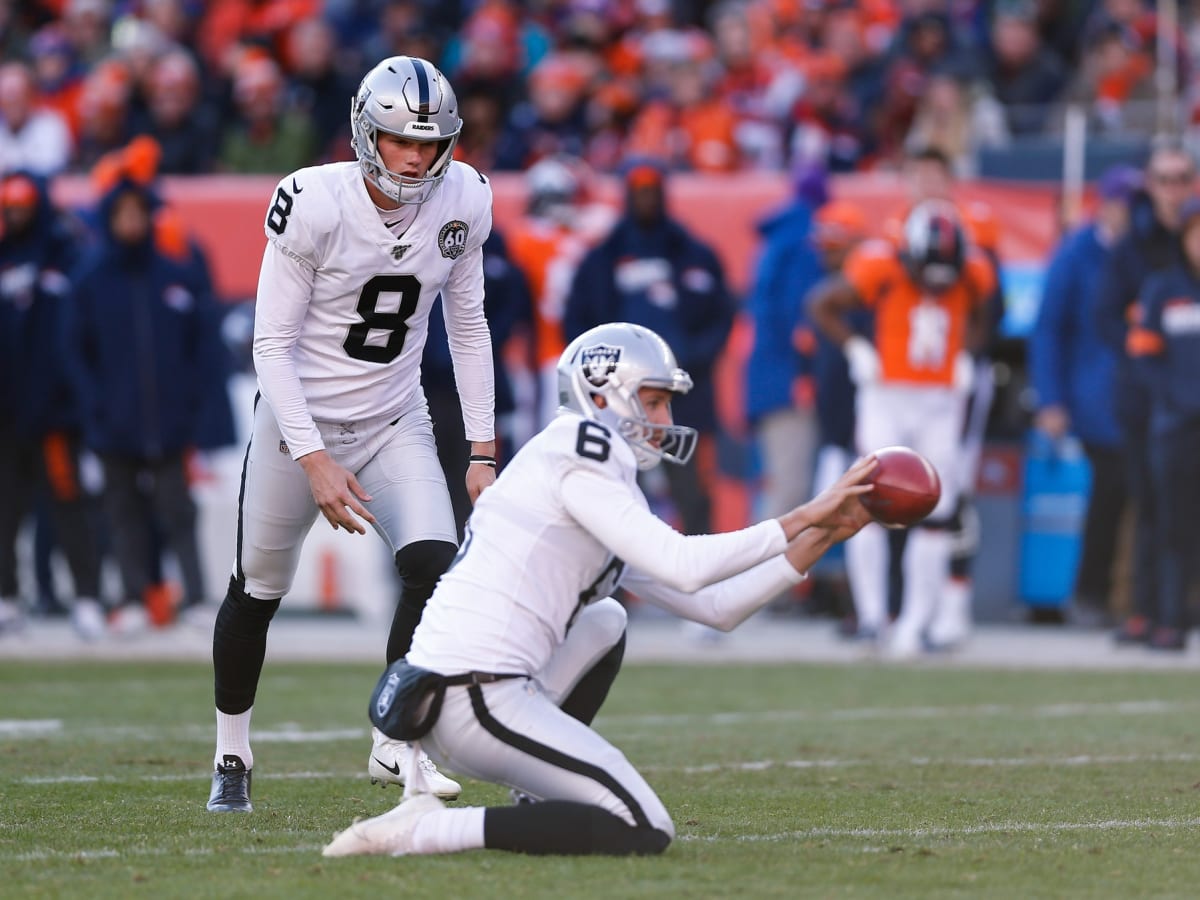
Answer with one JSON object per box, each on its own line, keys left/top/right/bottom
{"left": 351, "top": 56, "right": 462, "bottom": 206}
{"left": 557, "top": 323, "right": 697, "bottom": 471}
{"left": 901, "top": 200, "right": 965, "bottom": 294}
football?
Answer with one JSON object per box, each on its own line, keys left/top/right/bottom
{"left": 861, "top": 446, "right": 942, "bottom": 528}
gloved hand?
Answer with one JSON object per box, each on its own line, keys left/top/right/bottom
{"left": 952, "top": 351, "right": 975, "bottom": 393}
{"left": 843, "top": 335, "right": 880, "bottom": 386}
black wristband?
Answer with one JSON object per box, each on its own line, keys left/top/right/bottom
{"left": 469, "top": 455, "right": 497, "bottom": 467}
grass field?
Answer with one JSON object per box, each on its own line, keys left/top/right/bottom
{"left": 4, "top": 658, "right": 1200, "bottom": 898}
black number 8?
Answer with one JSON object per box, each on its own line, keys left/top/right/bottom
{"left": 575, "top": 420, "right": 611, "bottom": 462}
{"left": 343, "top": 274, "right": 421, "bottom": 363}
{"left": 266, "top": 187, "right": 293, "bottom": 234}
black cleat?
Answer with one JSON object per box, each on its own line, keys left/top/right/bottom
{"left": 207, "top": 754, "right": 252, "bottom": 812}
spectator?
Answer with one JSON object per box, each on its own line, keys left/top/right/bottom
{"left": 217, "top": 54, "right": 316, "bottom": 175}
{"left": 65, "top": 177, "right": 221, "bottom": 634}
{"left": 985, "top": 0, "right": 1069, "bottom": 135}
{"left": 1058, "top": 16, "right": 1156, "bottom": 136}
{"left": 903, "top": 69, "right": 1010, "bottom": 177}
{"left": 744, "top": 165, "right": 827, "bottom": 532}
{"left": 788, "top": 52, "right": 869, "bottom": 173}
{"left": 1097, "top": 139, "right": 1195, "bottom": 647}
{"left": 132, "top": 50, "right": 220, "bottom": 175}
{"left": 0, "top": 61, "right": 73, "bottom": 177}
{"left": 1129, "top": 195, "right": 1200, "bottom": 651}
{"left": 564, "top": 158, "right": 736, "bottom": 537}
{"left": 0, "top": 171, "right": 104, "bottom": 639}
{"left": 62, "top": 0, "right": 113, "bottom": 67}
{"left": 28, "top": 24, "right": 85, "bottom": 140}
{"left": 1030, "top": 163, "right": 1140, "bottom": 630}
{"left": 626, "top": 38, "right": 741, "bottom": 173}
{"left": 282, "top": 17, "right": 355, "bottom": 163}
{"left": 494, "top": 53, "right": 593, "bottom": 171}
{"left": 71, "top": 59, "right": 135, "bottom": 172}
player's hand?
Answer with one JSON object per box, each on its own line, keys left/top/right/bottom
{"left": 466, "top": 461, "right": 496, "bottom": 504}
{"left": 843, "top": 336, "right": 880, "bottom": 386}
{"left": 298, "top": 450, "right": 375, "bottom": 534}
{"left": 799, "top": 454, "right": 878, "bottom": 537}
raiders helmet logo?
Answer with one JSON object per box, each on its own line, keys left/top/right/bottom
{"left": 580, "top": 343, "right": 621, "bottom": 387}
{"left": 438, "top": 220, "right": 469, "bottom": 259}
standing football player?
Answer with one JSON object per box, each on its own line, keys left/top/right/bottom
{"left": 321, "top": 322, "right": 876, "bottom": 858}
{"left": 207, "top": 56, "right": 496, "bottom": 812}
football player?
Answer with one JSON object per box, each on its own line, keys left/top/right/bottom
{"left": 321, "top": 322, "right": 876, "bottom": 858}
{"left": 207, "top": 57, "right": 496, "bottom": 812}
{"left": 809, "top": 201, "right": 994, "bottom": 658}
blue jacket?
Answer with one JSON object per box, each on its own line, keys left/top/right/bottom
{"left": 66, "top": 179, "right": 223, "bottom": 459}
{"left": 1139, "top": 265, "right": 1200, "bottom": 434}
{"left": 744, "top": 200, "right": 823, "bottom": 424}
{"left": 0, "top": 173, "right": 83, "bottom": 439}
{"left": 1029, "top": 222, "right": 1123, "bottom": 448}
{"left": 563, "top": 215, "right": 735, "bottom": 433}
{"left": 1095, "top": 192, "right": 1180, "bottom": 428}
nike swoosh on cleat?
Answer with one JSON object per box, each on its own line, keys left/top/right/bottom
{"left": 373, "top": 756, "right": 401, "bottom": 776}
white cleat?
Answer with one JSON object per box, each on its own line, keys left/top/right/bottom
{"left": 0, "top": 598, "right": 23, "bottom": 636}
{"left": 323, "top": 792, "right": 445, "bottom": 857}
{"left": 107, "top": 603, "right": 150, "bottom": 638}
{"left": 71, "top": 598, "right": 107, "bottom": 641}
{"left": 368, "top": 727, "right": 462, "bottom": 800}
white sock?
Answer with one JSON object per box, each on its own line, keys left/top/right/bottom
{"left": 893, "top": 529, "right": 952, "bottom": 645}
{"left": 846, "top": 522, "right": 888, "bottom": 630}
{"left": 215, "top": 707, "right": 253, "bottom": 769}
{"left": 410, "top": 806, "right": 486, "bottom": 855}
{"left": 929, "top": 576, "right": 971, "bottom": 644}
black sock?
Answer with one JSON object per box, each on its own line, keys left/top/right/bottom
{"left": 483, "top": 801, "right": 670, "bottom": 856}
{"left": 212, "top": 577, "right": 281, "bottom": 713}
{"left": 386, "top": 540, "right": 457, "bottom": 663}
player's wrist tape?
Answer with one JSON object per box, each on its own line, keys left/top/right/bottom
{"left": 469, "top": 455, "right": 497, "bottom": 467}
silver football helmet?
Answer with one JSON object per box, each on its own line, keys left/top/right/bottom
{"left": 557, "top": 323, "right": 697, "bottom": 471}
{"left": 350, "top": 56, "right": 462, "bottom": 205}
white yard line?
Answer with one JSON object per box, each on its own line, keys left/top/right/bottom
{"left": 679, "top": 817, "right": 1200, "bottom": 842}
{"left": 4, "top": 698, "right": 1194, "bottom": 746}
{"left": 7, "top": 818, "right": 1200, "bottom": 863}
{"left": 20, "top": 751, "right": 1200, "bottom": 786}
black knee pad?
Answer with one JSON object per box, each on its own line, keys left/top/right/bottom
{"left": 393, "top": 540, "right": 458, "bottom": 597}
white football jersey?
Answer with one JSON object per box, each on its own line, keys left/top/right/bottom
{"left": 253, "top": 160, "right": 495, "bottom": 459}
{"left": 407, "top": 412, "right": 804, "bottom": 677}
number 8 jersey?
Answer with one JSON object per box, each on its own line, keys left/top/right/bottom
{"left": 253, "top": 159, "right": 495, "bottom": 460}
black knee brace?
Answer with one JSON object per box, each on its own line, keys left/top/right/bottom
{"left": 213, "top": 576, "right": 281, "bottom": 714}
{"left": 386, "top": 539, "right": 458, "bottom": 663}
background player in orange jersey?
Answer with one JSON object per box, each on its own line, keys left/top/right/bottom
{"left": 810, "top": 199, "right": 994, "bottom": 657}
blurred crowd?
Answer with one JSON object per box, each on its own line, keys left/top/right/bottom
{"left": 2, "top": 0, "right": 1200, "bottom": 181}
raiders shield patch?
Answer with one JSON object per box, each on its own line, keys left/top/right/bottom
{"left": 438, "top": 220, "right": 469, "bottom": 259}
{"left": 581, "top": 343, "right": 621, "bottom": 387}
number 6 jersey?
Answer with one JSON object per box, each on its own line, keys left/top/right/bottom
{"left": 407, "top": 412, "right": 803, "bottom": 677}
{"left": 253, "top": 159, "right": 495, "bottom": 460}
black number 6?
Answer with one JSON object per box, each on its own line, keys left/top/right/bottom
{"left": 575, "top": 420, "right": 611, "bottom": 462}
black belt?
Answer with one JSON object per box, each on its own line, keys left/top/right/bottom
{"left": 442, "top": 671, "right": 526, "bottom": 686}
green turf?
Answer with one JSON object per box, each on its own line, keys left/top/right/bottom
{"left": 3, "top": 660, "right": 1200, "bottom": 898}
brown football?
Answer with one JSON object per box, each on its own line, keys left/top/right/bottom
{"left": 861, "top": 446, "right": 942, "bottom": 528}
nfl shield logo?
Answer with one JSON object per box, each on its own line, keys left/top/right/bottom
{"left": 581, "top": 343, "right": 621, "bottom": 387}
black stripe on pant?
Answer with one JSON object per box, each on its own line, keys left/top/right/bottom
{"left": 469, "top": 684, "right": 670, "bottom": 856}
